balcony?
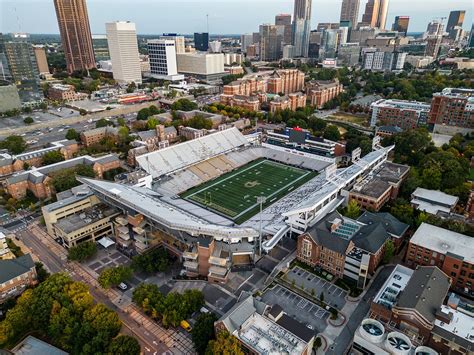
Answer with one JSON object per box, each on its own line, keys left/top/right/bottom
{"left": 208, "top": 265, "right": 228, "bottom": 276}
{"left": 209, "top": 256, "right": 229, "bottom": 267}
{"left": 133, "top": 226, "right": 146, "bottom": 235}
{"left": 184, "top": 260, "right": 199, "bottom": 271}
{"left": 115, "top": 216, "right": 128, "bottom": 226}
{"left": 183, "top": 251, "right": 198, "bottom": 260}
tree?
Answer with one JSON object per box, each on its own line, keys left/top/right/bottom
{"left": 126, "top": 82, "right": 137, "bottom": 93}
{"left": 66, "top": 128, "right": 80, "bottom": 141}
{"left": 149, "top": 105, "right": 160, "bottom": 115}
{"left": 205, "top": 331, "right": 243, "bottom": 355}
{"left": 42, "top": 150, "right": 65, "bottom": 165}
{"left": 345, "top": 200, "right": 361, "bottom": 219}
{"left": 35, "top": 262, "right": 50, "bottom": 283}
{"left": 50, "top": 165, "right": 95, "bottom": 192}
{"left": 0, "top": 136, "right": 27, "bottom": 154}
{"left": 192, "top": 313, "right": 217, "bottom": 355}
{"left": 319, "top": 291, "right": 324, "bottom": 303}
{"left": 96, "top": 118, "right": 115, "bottom": 128}
{"left": 394, "top": 128, "right": 433, "bottom": 166}
{"left": 314, "top": 336, "right": 322, "bottom": 350}
{"left": 79, "top": 109, "right": 87, "bottom": 116}
{"left": 131, "top": 247, "right": 171, "bottom": 274}
{"left": 137, "top": 108, "right": 151, "bottom": 120}
{"left": 67, "top": 241, "right": 97, "bottom": 262}
{"left": 98, "top": 266, "right": 133, "bottom": 289}
{"left": 383, "top": 239, "right": 395, "bottom": 264}
{"left": 23, "top": 116, "right": 34, "bottom": 125}
{"left": 147, "top": 117, "right": 158, "bottom": 130}
{"left": 171, "top": 98, "right": 198, "bottom": 111}
{"left": 107, "top": 335, "right": 140, "bottom": 355}
{"left": 329, "top": 307, "right": 338, "bottom": 320}
{"left": 390, "top": 200, "right": 414, "bottom": 226}
{"left": 323, "top": 125, "right": 341, "bottom": 142}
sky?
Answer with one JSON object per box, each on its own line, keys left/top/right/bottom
{"left": 0, "top": 0, "right": 472, "bottom": 35}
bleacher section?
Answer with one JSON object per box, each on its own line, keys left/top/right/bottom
{"left": 158, "top": 145, "right": 332, "bottom": 195}
{"left": 136, "top": 127, "right": 249, "bottom": 178}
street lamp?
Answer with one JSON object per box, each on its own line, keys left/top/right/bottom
{"left": 256, "top": 196, "right": 266, "bottom": 256}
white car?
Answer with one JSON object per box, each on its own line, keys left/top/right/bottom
{"left": 58, "top": 129, "right": 64, "bottom": 132}
{"left": 118, "top": 282, "right": 128, "bottom": 290}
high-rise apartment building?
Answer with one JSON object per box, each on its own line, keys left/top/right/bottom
{"left": 92, "top": 35, "right": 110, "bottom": 61}
{"left": 361, "top": 0, "right": 389, "bottom": 29}
{"left": 147, "top": 39, "right": 184, "bottom": 81}
{"left": 392, "top": 16, "right": 410, "bottom": 36}
{"left": 425, "top": 35, "right": 442, "bottom": 58}
{"left": 275, "top": 14, "right": 293, "bottom": 45}
{"left": 161, "top": 34, "right": 185, "bottom": 54}
{"left": 340, "top": 0, "right": 360, "bottom": 29}
{"left": 469, "top": 24, "right": 474, "bottom": 48}
{"left": 292, "top": 0, "right": 312, "bottom": 57}
{"left": 106, "top": 21, "right": 142, "bottom": 85}
{"left": 5, "top": 34, "right": 38, "bottom": 83}
{"left": 53, "top": 0, "right": 96, "bottom": 73}
{"left": 0, "top": 33, "right": 11, "bottom": 81}
{"left": 260, "top": 24, "right": 282, "bottom": 61}
{"left": 33, "top": 46, "right": 49, "bottom": 75}
{"left": 194, "top": 33, "right": 209, "bottom": 51}
{"left": 240, "top": 34, "right": 254, "bottom": 53}
{"left": 446, "top": 10, "right": 465, "bottom": 33}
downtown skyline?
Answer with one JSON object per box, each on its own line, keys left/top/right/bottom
{"left": 0, "top": 0, "right": 472, "bottom": 35}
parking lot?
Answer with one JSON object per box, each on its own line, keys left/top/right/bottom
{"left": 86, "top": 247, "right": 130, "bottom": 275}
{"left": 287, "top": 266, "right": 347, "bottom": 310}
{"left": 262, "top": 284, "right": 329, "bottom": 333}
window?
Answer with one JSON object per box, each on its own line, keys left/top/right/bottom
{"left": 451, "top": 272, "right": 457, "bottom": 277}
{"left": 302, "top": 240, "right": 312, "bottom": 258}
{"left": 453, "top": 264, "right": 459, "bottom": 269}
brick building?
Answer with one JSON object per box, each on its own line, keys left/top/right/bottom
{"left": 297, "top": 210, "right": 408, "bottom": 288}
{"left": 266, "top": 69, "right": 305, "bottom": 95}
{"left": 0, "top": 140, "right": 79, "bottom": 177}
{"left": 220, "top": 94, "right": 265, "bottom": 112}
{"left": 80, "top": 126, "right": 119, "bottom": 147}
{"left": 369, "top": 99, "right": 431, "bottom": 129}
{"left": 429, "top": 88, "right": 474, "bottom": 131}
{"left": 0, "top": 254, "right": 37, "bottom": 303}
{"left": 269, "top": 92, "right": 307, "bottom": 113}
{"left": 5, "top": 154, "right": 120, "bottom": 200}
{"left": 305, "top": 79, "right": 344, "bottom": 108}
{"left": 349, "top": 162, "right": 410, "bottom": 212}
{"left": 405, "top": 223, "right": 474, "bottom": 295}
{"left": 47, "top": 84, "right": 88, "bottom": 101}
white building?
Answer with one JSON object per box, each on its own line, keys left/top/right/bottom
{"left": 224, "top": 53, "right": 243, "bottom": 66}
{"left": 105, "top": 21, "right": 142, "bottom": 84}
{"left": 363, "top": 48, "right": 407, "bottom": 71}
{"left": 209, "top": 41, "right": 222, "bottom": 53}
{"left": 176, "top": 52, "right": 225, "bottom": 82}
{"left": 241, "top": 34, "right": 254, "bottom": 53}
{"left": 147, "top": 39, "right": 184, "bottom": 81}
{"left": 160, "top": 34, "right": 185, "bottom": 54}
{"left": 283, "top": 45, "right": 296, "bottom": 59}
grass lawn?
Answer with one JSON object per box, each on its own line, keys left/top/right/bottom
{"left": 329, "top": 113, "right": 370, "bottom": 127}
{"left": 181, "top": 159, "right": 317, "bottom": 224}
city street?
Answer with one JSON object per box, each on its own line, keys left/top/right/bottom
{"left": 17, "top": 222, "right": 196, "bottom": 354}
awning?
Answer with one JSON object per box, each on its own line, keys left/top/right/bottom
{"left": 97, "top": 236, "right": 115, "bottom": 248}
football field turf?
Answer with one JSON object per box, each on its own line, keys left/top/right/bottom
{"left": 181, "top": 159, "right": 317, "bottom": 224}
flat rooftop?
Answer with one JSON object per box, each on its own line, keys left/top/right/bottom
{"left": 410, "top": 223, "right": 474, "bottom": 264}
{"left": 433, "top": 305, "right": 474, "bottom": 351}
{"left": 238, "top": 312, "right": 308, "bottom": 354}
{"left": 373, "top": 264, "right": 413, "bottom": 309}
{"left": 54, "top": 204, "right": 117, "bottom": 234}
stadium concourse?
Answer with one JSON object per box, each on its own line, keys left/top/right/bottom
{"left": 80, "top": 128, "right": 393, "bottom": 283}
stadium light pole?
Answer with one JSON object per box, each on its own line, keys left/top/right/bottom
{"left": 256, "top": 196, "right": 266, "bottom": 255}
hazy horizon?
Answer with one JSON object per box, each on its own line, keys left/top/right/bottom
{"left": 1, "top": 0, "right": 472, "bottom": 35}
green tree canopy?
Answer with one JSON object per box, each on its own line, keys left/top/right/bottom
{"left": 23, "top": 116, "right": 34, "bottom": 125}
{"left": 65, "top": 128, "right": 81, "bottom": 141}
{"left": 98, "top": 266, "right": 133, "bottom": 289}
{"left": 171, "top": 98, "right": 198, "bottom": 111}
{"left": 96, "top": 118, "right": 115, "bottom": 128}
{"left": 67, "top": 241, "right": 97, "bottom": 262}
{"left": 192, "top": 313, "right": 217, "bottom": 355}
{"left": 131, "top": 247, "right": 171, "bottom": 274}
{"left": 205, "top": 331, "right": 243, "bottom": 355}
{"left": 42, "top": 150, "right": 65, "bottom": 165}
{"left": 323, "top": 125, "right": 341, "bottom": 142}
{"left": 0, "top": 136, "right": 27, "bottom": 154}
{"left": 107, "top": 335, "right": 141, "bottom": 355}
{"left": 50, "top": 165, "right": 95, "bottom": 192}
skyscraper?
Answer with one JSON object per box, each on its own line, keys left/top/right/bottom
{"left": 292, "top": 0, "right": 312, "bottom": 57}
{"left": 194, "top": 33, "right": 209, "bottom": 51}
{"left": 275, "top": 14, "right": 293, "bottom": 45}
{"left": 260, "top": 24, "right": 282, "bottom": 61}
{"left": 147, "top": 39, "right": 184, "bottom": 81}
{"left": 340, "top": 0, "right": 360, "bottom": 29}
{"left": 106, "top": 21, "right": 142, "bottom": 85}
{"left": 446, "top": 11, "right": 466, "bottom": 33}
{"left": 161, "top": 34, "right": 185, "bottom": 54}
{"left": 361, "top": 0, "right": 389, "bottom": 29}
{"left": 446, "top": 10, "right": 466, "bottom": 40}
{"left": 392, "top": 16, "right": 410, "bottom": 36}
{"left": 0, "top": 33, "right": 12, "bottom": 81}
{"left": 53, "top": 0, "right": 96, "bottom": 74}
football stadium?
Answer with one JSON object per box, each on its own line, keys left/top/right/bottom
{"left": 181, "top": 158, "right": 318, "bottom": 224}
{"left": 80, "top": 127, "right": 392, "bottom": 281}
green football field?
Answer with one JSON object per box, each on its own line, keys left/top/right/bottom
{"left": 181, "top": 159, "right": 317, "bottom": 224}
